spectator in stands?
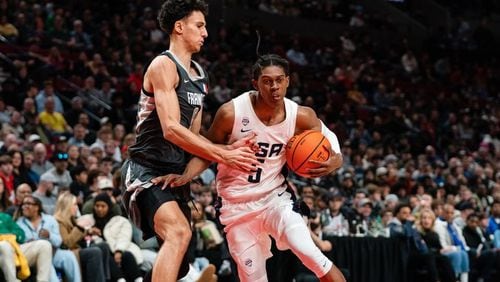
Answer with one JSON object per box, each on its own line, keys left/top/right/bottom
{"left": 64, "top": 97, "right": 86, "bottom": 127}
{"left": 100, "top": 80, "right": 115, "bottom": 106}
{"left": 462, "top": 213, "right": 499, "bottom": 282}
{"left": 112, "top": 124, "right": 126, "bottom": 148}
{"left": 32, "top": 173, "right": 57, "bottom": 215}
{"left": 21, "top": 97, "right": 38, "bottom": 136}
{"left": 389, "top": 203, "right": 413, "bottom": 238}
{"left": 0, "top": 177, "right": 11, "bottom": 212}
{"left": 35, "top": 80, "right": 64, "bottom": 114}
{"left": 54, "top": 192, "right": 108, "bottom": 282}
{"left": 5, "top": 183, "right": 32, "bottom": 219}
{"left": 379, "top": 208, "right": 393, "bottom": 238}
{"left": 17, "top": 195, "right": 82, "bottom": 282}
{"left": 0, "top": 14, "right": 19, "bottom": 40}
{"left": 2, "top": 110, "right": 24, "bottom": 138}
{"left": 78, "top": 76, "right": 105, "bottom": 114}
{"left": 357, "top": 198, "right": 384, "bottom": 237}
{"left": 67, "top": 144, "right": 82, "bottom": 170}
{"left": 31, "top": 142, "right": 53, "bottom": 177}
{"left": 384, "top": 194, "right": 399, "bottom": 212}
{"left": 21, "top": 151, "right": 39, "bottom": 187}
{"left": 286, "top": 39, "right": 308, "bottom": 66}
{"left": 210, "top": 77, "right": 232, "bottom": 107}
{"left": 104, "top": 141, "right": 121, "bottom": 163}
{"left": 53, "top": 136, "right": 69, "bottom": 160}
{"left": 401, "top": 50, "right": 419, "bottom": 76}
{"left": 0, "top": 133, "right": 17, "bottom": 155}
{"left": 82, "top": 177, "right": 121, "bottom": 216}
{"left": 69, "top": 165, "right": 89, "bottom": 206}
{"left": 0, "top": 155, "right": 15, "bottom": 197}
{"left": 9, "top": 150, "right": 36, "bottom": 190}
{"left": 486, "top": 200, "right": 500, "bottom": 247}
{"left": 415, "top": 208, "right": 456, "bottom": 282}
{"left": 48, "top": 14, "right": 70, "bottom": 47}
{"left": 454, "top": 201, "right": 475, "bottom": 230}
{"left": 68, "top": 19, "right": 93, "bottom": 50}
{"left": 69, "top": 123, "right": 90, "bottom": 148}
{"left": 189, "top": 200, "right": 223, "bottom": 278}
{"left": 40, "top": 151, "right": 72, "bottom": 194}
{"left": 91, "top": 192, "right": 143, "bottom": 282}
{"left": 38, "top": 96, "right": 72, "bottom": 137}
{"left": 91, "top": 126, "right": 121, "bottom": 162}
{"left": 434, "top": 203, "right": 470, "bottom": 282}
{"left": 76, "top": 113, "right": 97, "bottom": 143}
{"left": 0, "top": 211, "right": 56, "bottom": 282}
{"left": 320, "top": 192, "right": 349, "bottom": 236}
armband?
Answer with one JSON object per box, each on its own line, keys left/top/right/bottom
{"left": 320, "top": 121, "right": 341, "bottom": 154}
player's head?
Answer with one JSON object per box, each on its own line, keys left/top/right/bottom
{"left": 251, "top": 54, "right": 290, "bottom": 101}
{"left": 158, "top": 0, "right": 208, "bottom": 35}
{"left": 252, "top": 54, "right": 290, "bottom": 80}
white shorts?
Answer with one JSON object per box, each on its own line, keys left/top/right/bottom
{"left": 222, "top": 190, "right": 333, "bottom": 282}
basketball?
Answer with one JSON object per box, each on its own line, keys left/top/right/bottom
{"left": 286, "top": 130, "right": 331, "bottom": 177}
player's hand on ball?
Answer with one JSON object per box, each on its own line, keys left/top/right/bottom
{"left": 151, "top": 174, "right": 190, "bottom": 189}
{"left": 307, "top": 152, "right": 343, "bottom": 178}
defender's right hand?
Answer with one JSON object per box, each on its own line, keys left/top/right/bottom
{"left": 222, "top": 146, "right": 259, "bottom": 172}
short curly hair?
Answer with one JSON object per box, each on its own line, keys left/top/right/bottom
{"left": 158, "top": 0, "right": 208, "bottom": 34}
{"left": 252, "top": 54, "right": 290, "bottom": 80}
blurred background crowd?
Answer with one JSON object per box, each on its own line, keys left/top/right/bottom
{"left": 0, "top": 0, "right": 499, "bottom": 282}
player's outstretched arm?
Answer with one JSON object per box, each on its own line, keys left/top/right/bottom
{"left": 148, "top": 56, "right": 258, "bottom": 172}
{"left": 295, "top": 106, "right": 343, "bottom": 177}
{"left": 150, "top": 102, "right": 259, "bottom": 188}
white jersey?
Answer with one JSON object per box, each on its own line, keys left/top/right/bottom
{"left": 216, "top": 91, "right": 298, "bottom": 204}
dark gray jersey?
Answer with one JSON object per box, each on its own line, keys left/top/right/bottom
{"left": 128, "top": 51, "right": 208, "bottom": 172}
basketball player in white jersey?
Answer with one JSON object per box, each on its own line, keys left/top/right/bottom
{"left": 153, "top": 54, "right": 345, "bottom": 282}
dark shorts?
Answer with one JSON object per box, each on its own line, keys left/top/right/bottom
{"left": 121, "top": 159, "right": 191, "bottom": 240}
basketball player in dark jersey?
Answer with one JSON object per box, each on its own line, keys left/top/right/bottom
{"left": 120, "top": 1, "right": 258, "bottom": 281}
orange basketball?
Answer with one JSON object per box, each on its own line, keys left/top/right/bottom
{"left": 286, "top": 130, "right": 331, "bottom": 178}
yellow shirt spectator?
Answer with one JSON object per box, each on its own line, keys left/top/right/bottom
{"left": 38, "top": 111, "right": 68, "bottom": 133}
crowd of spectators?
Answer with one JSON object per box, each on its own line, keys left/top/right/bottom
{"left": 0, "top": 0, "right": 499, "bottom": 281}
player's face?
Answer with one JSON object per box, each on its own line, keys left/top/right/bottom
{"left": 180, "top": 11, "right": 208, "bottom": 53}
{"left": 253, "top": 66, "right": 289, "bottom": 105}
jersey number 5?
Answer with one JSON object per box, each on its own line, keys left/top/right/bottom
{"left": 248, "top": 159, "right": 265, "bottom": 183}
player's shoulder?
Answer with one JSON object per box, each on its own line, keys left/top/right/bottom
{"left": 148, "top": 54, "right": 176, "bottom": 71}
{"left": 295, "top": 105, "right": 320, "bottom": 131}
{"left": 297, "top": 105, "right": 317, "bottom": 117}
{"left": 145, "top": 54, "right": 178, "bottom": 85}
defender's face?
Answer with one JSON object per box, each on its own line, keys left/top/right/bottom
{"left": 253, "top": 66, "right": 289, "bottom": 105}
{"left": 180, "top": 11, "right": 208, "bottom": 53}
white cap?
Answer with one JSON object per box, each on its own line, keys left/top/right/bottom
{"left": 40, "top": 173, "right": 57, "bottom": 183}
{"left": 385, "top": 194, "right": 399, "bottom": 204}
{"left": 28, "top": 134, "right": 41, "bottom": 143}
{"left": 98, "top": 178, "right": 114, "bottom": 190}
{"left": 376, "top": 166, "right": 388, "bottom": 176}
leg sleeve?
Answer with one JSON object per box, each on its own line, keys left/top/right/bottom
{"left": 266, "top": 206, "right": 332, "bottom": 278}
